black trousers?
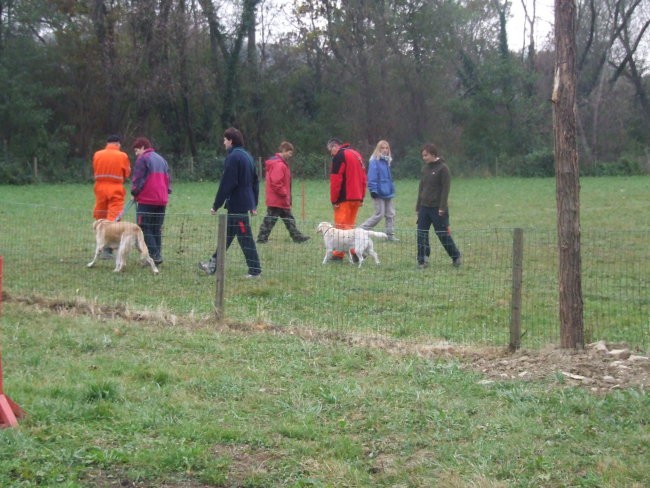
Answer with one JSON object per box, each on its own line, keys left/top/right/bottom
{"left": 136, "top": 203, "right": 166, "bottom": 261}
{"left": 212, "top": 213, "right": 261, "bottom": 276}
{"left": 257, "top": 206, "right": 305, "bottom": 242}
{"left": 416, "top": 206, "right": 460, "bottom": 264}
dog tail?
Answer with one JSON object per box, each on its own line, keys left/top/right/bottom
{"left": 366, "top": 231, "right": 388, "bottom": 239}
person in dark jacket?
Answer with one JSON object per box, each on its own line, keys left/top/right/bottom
{"left": 198, "top": 127, "right": 262, "bottom": 277}
{"left": 131, "top": 137, "right": 172, "bottom": 265}
{"left": 256, "top": 141, "right": 310, "bottom": 244}
{"left": 416, "top": 143, "right": 462, "bottom": 269}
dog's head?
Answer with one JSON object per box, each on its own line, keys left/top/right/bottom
{"left": 317, "top": 222, "right": 333, "bottom": 235}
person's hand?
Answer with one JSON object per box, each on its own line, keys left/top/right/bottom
{"left": 251, "top": 209, "right": 257, "bottom": 216}
{"left": 370, "top": 192, "right": 378, "bottom": 199}
{"left": 210, "top": 208, "right": 217, "bottom": 215}
{"left": 333, "top": 203, "right": 339, "bottom": 208}
{"left": 438, "top": 209, "right": 445, "bottom": 216}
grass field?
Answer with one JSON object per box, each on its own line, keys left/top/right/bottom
{"left": 0, "top": 177, "right": 649, "bottom": 486}
{"left": 0, "top": 177, "right": 648, "bottom": 347}
{"left": 1, "top": 301, "right": 649, "bottom": 487}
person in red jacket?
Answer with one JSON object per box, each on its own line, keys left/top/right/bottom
{"left": 327, "top": 138, "right": 367, "bottom": 259}
{"left": 256, "top": 141, "right": 310, "bottom": 244}
{"left": 92, "top": 134, "right": 131, "bottom": 221}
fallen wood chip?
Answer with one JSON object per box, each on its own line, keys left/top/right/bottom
{"left": 561, "top": 371, "right": 588, "bottom": 381}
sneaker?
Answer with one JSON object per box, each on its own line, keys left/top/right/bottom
{"left": 453, "top": 255, "right": 463, "bottom": 268}
{"left": 245, "top": 273, "right": 261, "bottom": 279}
{"left": 294, "top": 235, "right": 310, "bottom": 243}
{"left": 387, "top": 235, "right": 400, "bottom": 242}
{"left": 417, "top": 261, "right": 429, "bottom": 269}
{"left": 153, "top": 259, "right": 163, "bottom": 265}
{"left": 198, "top": 258, "right": 216, "bottom": 275}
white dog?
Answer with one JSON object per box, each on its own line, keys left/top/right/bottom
{"left": 87, "top": 219, "right": 159, "bottom": 274}
{"left": 316, "top": 222, "right": 387, "bottom": 267}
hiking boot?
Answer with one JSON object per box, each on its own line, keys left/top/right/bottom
{"left": 453, "top": 254, "right": 463, "bottom": 268}
{"left": 294, "top": 235, "right": 310, "bottom": 243}
{"left": 198, "top": 257, "right": 217, "bottom": 275}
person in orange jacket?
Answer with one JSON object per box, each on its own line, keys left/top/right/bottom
{"left": 92, "top": 134, "right": 131, "bottom": 221}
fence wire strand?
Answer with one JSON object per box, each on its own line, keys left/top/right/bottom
{"left": 0, "top": 203, "right": 648, "bottom": 349}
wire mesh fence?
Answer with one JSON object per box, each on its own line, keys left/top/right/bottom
{"left": 0, "top": 202, "right": 648, "bottom": 350}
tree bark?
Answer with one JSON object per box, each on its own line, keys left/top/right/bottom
{"left": 552, "top": 0, "right": 584, "bottom": 349}
{"left": 92, "top": 0, "right": 119, "bottom": 132}
{"left": 177, "top": 0, "right": 197, "bottom": 159}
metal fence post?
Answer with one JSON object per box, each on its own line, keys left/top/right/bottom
{"left": 510, "top": 228, "right": 524, "bottom": 351}
{"left": 214, "top": 214, "right": 227, "bottom": 322}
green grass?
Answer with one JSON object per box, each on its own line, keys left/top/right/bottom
{"left": 1, "top": 302, "right": 649, "bottom": 487}
{"left": 0, "top": 176, "right": 648, "bottom": 228}
{"left": 0, "top": 177, "right": 648, "bottom": 348}
{"left": 0, "top": 177, "right": 649, "bottom": 486}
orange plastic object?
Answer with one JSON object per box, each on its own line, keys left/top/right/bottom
{"left": 0, "top": 256, "right": 25, "bottom": 428}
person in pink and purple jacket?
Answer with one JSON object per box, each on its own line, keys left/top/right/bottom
{"left": 131, "top": 137, "right": 172, "bottom": 265}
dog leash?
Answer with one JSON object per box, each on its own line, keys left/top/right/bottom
{"left": 115, "top": 198, "right": 135, "bottom": 222}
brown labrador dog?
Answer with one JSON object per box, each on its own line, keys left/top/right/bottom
{"left": 87, "top": 219, "right": 159, "bottom": 274}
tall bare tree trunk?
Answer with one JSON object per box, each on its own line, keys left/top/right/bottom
{"left": 177, "top": 0, "right": 197, "bottom": 160}
{"left": 92, "top": 0, "right": 118, "bottom": 132}
{"left": 552, "top": 0, "right": 583, "bottom": 349}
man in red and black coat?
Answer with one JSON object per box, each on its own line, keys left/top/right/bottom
{"left": 327, "top": 138, "right": 367, "bottom": 259}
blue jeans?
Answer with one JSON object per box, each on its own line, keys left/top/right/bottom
{"left": 212, "top": 213, "right": 261, "bottom": 275}
{"left": 417, "top": 206, "right": 460, "bottom": 264}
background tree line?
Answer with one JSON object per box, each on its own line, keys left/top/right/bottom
{"left": 0, "top": 0, "right": 648, "bottom": 184}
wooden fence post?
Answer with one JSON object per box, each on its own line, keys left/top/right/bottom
{"left": 510, "top": 228, "right": 524, "bottom": 351}
{"left": 214, "top": 214, "right": 227, "bottom": 323}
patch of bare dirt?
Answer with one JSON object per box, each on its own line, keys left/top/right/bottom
{"left": 463, "top": 342, "right": 650, "bottom": 393}
{"left": 211, "top": 443, "right": 279, "bottom": 486}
